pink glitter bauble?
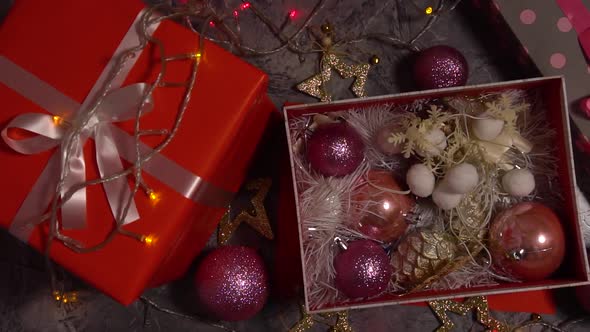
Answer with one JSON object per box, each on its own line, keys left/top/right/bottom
{"left": 195, "top": 246, "right": 269, "bottom": 321}
{"left": 413, "top": 45, "right": 468, "bottom": 90}
{"left": 334, "top": 240, "right": 392, "bottom": 299}
{"left": 489, "top": 202, "right": 566, "bottom": 281}
{"left": 307, "top": 123, "right": 365, "bottom": 177}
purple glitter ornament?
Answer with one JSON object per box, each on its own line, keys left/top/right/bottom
{"left": 307, "top": 123, "right": 365, "bottom": 177}
{"left": 413, "top": 45, "right": 468, "bottom": 90}
{"left": 334, "top": 239, "right": 392, "bottom": 299}
{"left": 194, "top": 246, "right": 268, "bottom": 321}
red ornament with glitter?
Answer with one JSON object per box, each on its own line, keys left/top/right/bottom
{"left": 194, "top": 246, "right": 269, "bottom": 321}
{"left": 352, "top": 170, "right": 414, "bottom": 243}
{"left": 489, "top": 202, "right": 566, "bottom": 281}
{"left": 307, "top": 123, "right": 365, "bottom": 177}
{"left": 334, "top": 239, "right": 392, "bottom": 299}
{"left": 413, "top": 45, "right": 468, "bottom": 90}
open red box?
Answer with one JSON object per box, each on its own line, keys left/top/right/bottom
{"left": 283, "top": 76, "right": 590, "bottom": 313}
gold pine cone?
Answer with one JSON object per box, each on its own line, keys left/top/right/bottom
{"left": 391, "top": 228, "right": 457, "bottom": 288}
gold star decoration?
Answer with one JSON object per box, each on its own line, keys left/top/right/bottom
{"left": 428, "top": 296, "right": 509, "bottom": 332}
{"left": 289, "top": 306, "right": 354, "bottom": 332}
{"left": 217, "top": 178, "right": 274, "bottom": 245}
{"left": 325, "top": 311, "right": 354, "bottom": 332}
{"left": 297, "top": 53, "right": 371, "bottom": 102}
{"left": 289, "top": 306, "right": 316, "bottom": 332}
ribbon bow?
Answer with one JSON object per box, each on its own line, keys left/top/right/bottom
{"left": 1, "top": 78, "right": 153, "bottom": 230}
{"left": 0, "top": 9, "right": 157, "bottom": 235}
{"left": 0, "top": 9, "right": 234, "bottom": 242}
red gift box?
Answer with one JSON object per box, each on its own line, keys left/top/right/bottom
{"left": 0, "top": 0, "right": 274, "bottom": 304}
{"left": 284, "top": 77, "right": 589, "bottom": 313}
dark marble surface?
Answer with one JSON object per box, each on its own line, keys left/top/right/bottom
{"left": 1, "top": 0, "right": 590, "bottom": 331}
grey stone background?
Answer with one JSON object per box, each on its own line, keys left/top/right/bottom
{"left": 1, "top": 0, "right": 590, "bottom": 331}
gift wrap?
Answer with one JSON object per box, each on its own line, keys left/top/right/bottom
{"left": 0, "top": 0, "right": 274, "bottom": 304}
{"left": 472, "top": 0, "right": 590, "bottom": 134}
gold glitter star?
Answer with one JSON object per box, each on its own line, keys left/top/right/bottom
{"left": 217, "top": 178, "right": 274, "bottom": 245}
{"left": 290, "top": 306, "right": 354, "bottom": 332}
{"left": 297, "top": 53, "right": 371, "bottom": 102}
{"left": 327, "top": 311, "right": 353, "bottom": 332}
{"left": 428, "top": 296, "right": 509, "bottom": 332}
{"left": 289, "top": 305, "right": 316, "bottom": 332}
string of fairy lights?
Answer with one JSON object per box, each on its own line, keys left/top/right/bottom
{"left": 34, "top": 0, "right": 473, "bottom": 314}
{"left": 46, "top": 5, "right": 206, "bottom": 302}
{"left": 44, "top": 0, "right": 462, "bottom": 303}
{"left": 177, "top": 0, "right": 462, "bottom": 60}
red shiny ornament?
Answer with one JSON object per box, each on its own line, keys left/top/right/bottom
{"left": 307, "top": 123, "right": 365, "bottom": 177}
{"left": 489, "top": 202, "right": 566, "bottom": 281}
{"left": 334, "top": 239, "right": 392, "bottom": 299}
{"left": 352, "top": 170, "right": 414, "bottom": 242}
{"left": 413, "top": 45, "right": 468, "bottom": 90}
{"left": 195, "top": 246, "right": 269, "bottom": 321}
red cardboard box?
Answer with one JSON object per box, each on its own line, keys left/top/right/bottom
{"left": 0, "top": 1, "right": 273, "bottom": 304}
{"left": 284, "top": 77, "right": 589, "bottom": 313}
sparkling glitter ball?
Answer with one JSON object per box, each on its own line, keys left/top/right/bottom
{"left": 413, "top": 45, "right": 468, "bottom": 90}
{"left": 307, "top": 123, "right": 365, "bottom": 177}
{"left": 194, "top": 246, "right": 269, "bottom": 321}
{"left": 334, "top": 239, "right": 392, "bottom": 299}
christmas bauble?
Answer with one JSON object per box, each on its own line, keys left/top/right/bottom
{"left": 334, "top": 239, "right": 392, "bottom": 298}
{"left": 374, "top": 122, "right": 404, "bottom": 155}
{"left": 195, "top": 246, "right": 269, "bottom": 321}
{"left": 489, "top": 202, "right": 565, "bottom": 281}
{"left": 307, "top": 123, "right": 365, "bottom": 177}
{"left": 352, "top": 170, "right": 414, "bottom": 242}
{"left": 413, "top": 45, "right": 468, "bottom": 90}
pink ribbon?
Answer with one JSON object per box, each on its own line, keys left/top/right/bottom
{"left": 556, "top": 0, "right": 590, "bottom": 59}
{"left": 1, "top": 9, "right": 234, "bottom": 241}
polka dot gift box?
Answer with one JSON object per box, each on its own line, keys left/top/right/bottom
{"left": 475, "top": 0, "right": 590, "bottom": 137}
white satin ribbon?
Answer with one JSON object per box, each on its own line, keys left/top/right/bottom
{"left": 0, "top": 9, "right": 234, "bottom": 241}
{"left": 1, "top": 82, "right": 153, "bottom": 229}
